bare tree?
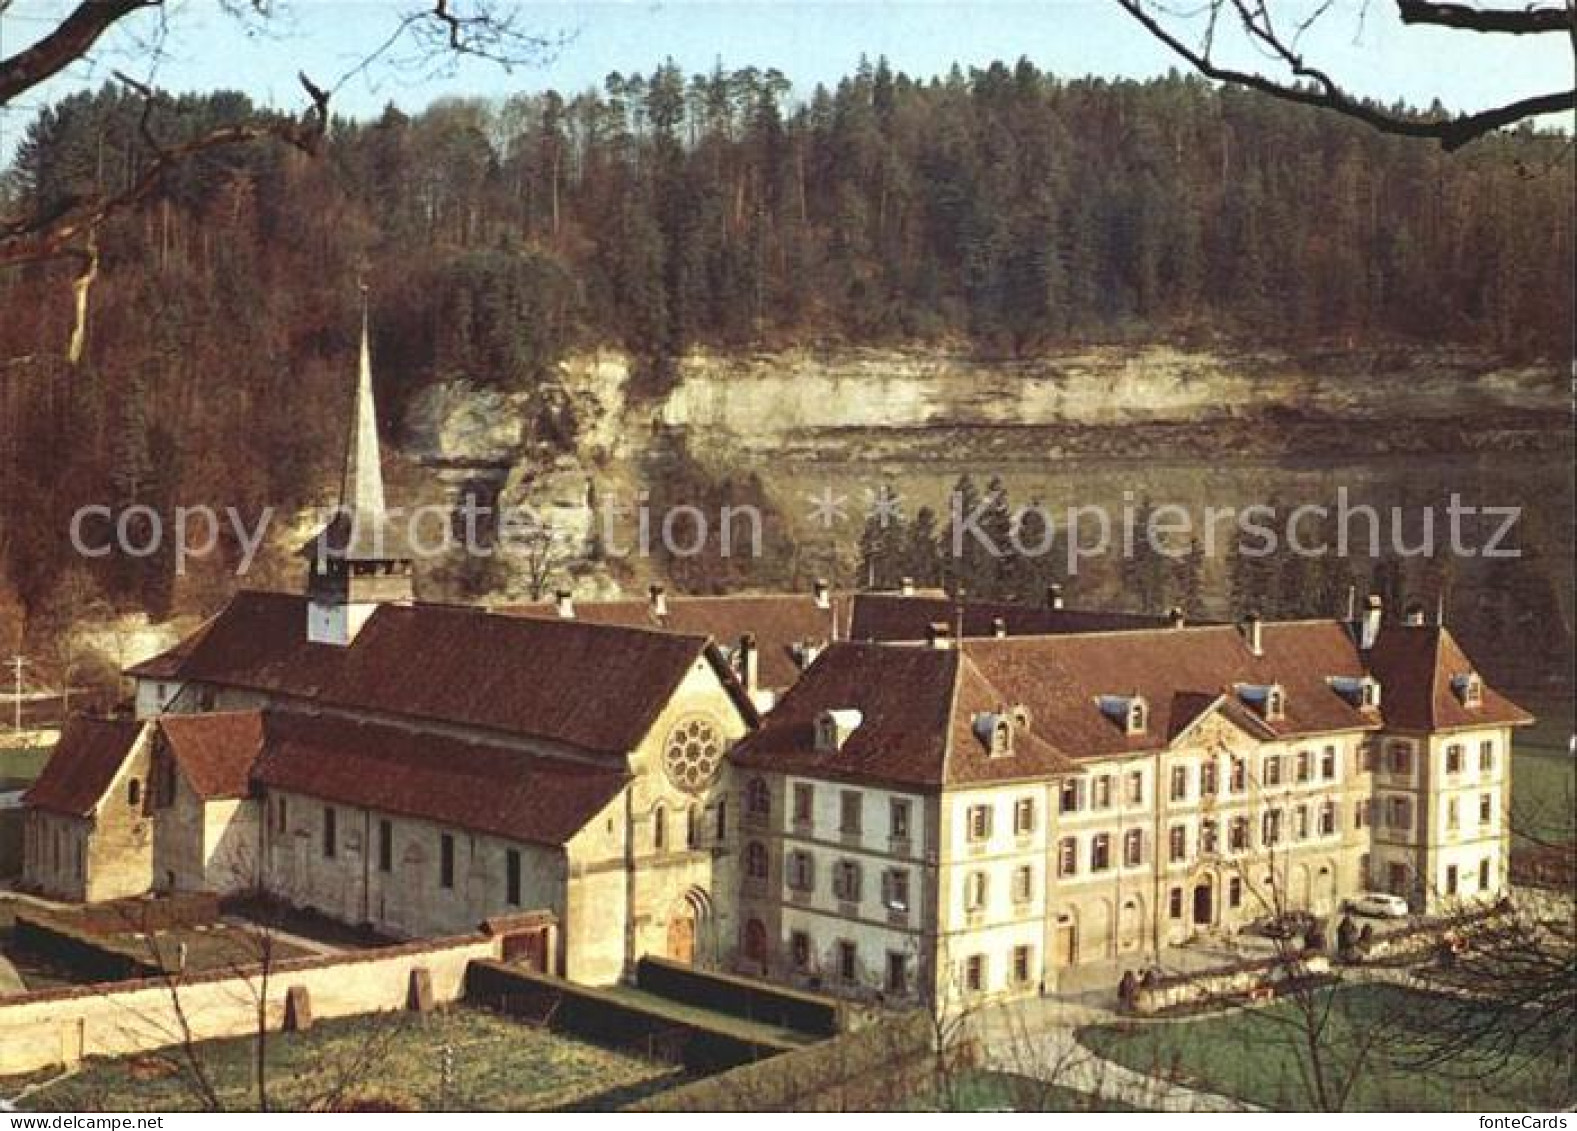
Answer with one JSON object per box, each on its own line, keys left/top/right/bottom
{"left": 1113, "top": 1, "right": 1576, "bottom": 151}
{"left": 0, "top": 0, "right": 565, "bottom": 355}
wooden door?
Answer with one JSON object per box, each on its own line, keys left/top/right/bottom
{"left": 667, "top": 911, "right": 695, "bottom": 964}
{"left": 1053, "top": 922, "right": 1078, "bottom": 967}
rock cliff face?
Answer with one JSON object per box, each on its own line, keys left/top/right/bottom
{"left": 401, "top": 345, "right": 1570, "bottom": 627}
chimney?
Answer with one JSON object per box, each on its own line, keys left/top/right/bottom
{"left": 1241, "top": 611, "right": 1263, "bottom": 656}
{"left": 554, "top": 589, "right": 575, "bottom": 619}
{"left": 926, "top": 621, "right": 952, "bottom": 650}
{"left": 1360, "top": 594, "right": 1382, "bottom": 650}
{"left": 899, "top": 576, "right": 915, "bottom": 598}
{"left": 1403, "top": 601, "right": 1426, "bottom": 626}
{"left": 648, "top": 584, "right": 668, "bottom": 619}
{"left": 1168, "top": 606, "right": 1186, "bottom": 630}
{"left": 991, "top": 616, "right": 1007, "bottom": 639}
{"left": 812, "top": 578, "right": 831, "bottom": 610}
{"left": 1046, "top": 583, "right": 1065, "bottom": 611}
{"left": 737, "top": 632, "right": 759, "bottom": 695}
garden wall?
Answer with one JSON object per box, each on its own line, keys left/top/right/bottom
{"left": 626, "top": 1008, "right": 954, "bottom": 1111}
{"left": 465, "top": 960, "right": 801, "bottom": 1073}
{"left": 635, "top": 955, "right": 844, "bottom": 1038}
{"left": 0, "top": 931, "right": 503, "bottom": 1076}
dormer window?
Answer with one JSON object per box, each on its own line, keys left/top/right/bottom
{"left": 1236, "top": 682, "right": 1286, "bottom": 722}
{"left": 815, "top": 708, "right": 863, "bottom": 753}
{"left": 1329, "top": 675, "right": 1381, "bottom": 710}
{"left": 1097, "top": 694, "right": 1147, "bottom": 736}
{"left": 1452, "top": 672, "right": 1483, "bottom": 709}
{"left": 973, "top": 713, "right": 1014, "bottom": 757}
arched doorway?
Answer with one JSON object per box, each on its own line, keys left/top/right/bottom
{"left": 1192, "top": 879, "right": 1214, "bottom": 926}
{"left": 667, "top": 887, "right": 713, "bottom": 965}
{"left": 743, "top": 918, "right": 768, "bottom": 969}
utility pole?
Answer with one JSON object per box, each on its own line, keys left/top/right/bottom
{"left": 9, "top": 654, "right": 25, "bottom": 736}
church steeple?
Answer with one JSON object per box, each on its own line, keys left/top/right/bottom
{"left": 340, "top": 289, "right": 388, "bottom": 522}
{"left": 301, "top": 290, "right": 414, "bottom": 646}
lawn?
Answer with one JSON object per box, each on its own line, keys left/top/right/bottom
{"left": 1510, "top": 694, "right": 1575, "bottom": 847}
{"left": 8, "top": 1006, "right": 684, "bottom": 1112}
{"left": 1078, "top": 984, "right": 1575, "bottom": 1112}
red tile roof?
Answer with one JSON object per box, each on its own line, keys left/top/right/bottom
{"left": 846, "top": 592, "right": 1171, "bottom": 642}
{"left": 136, "top": 591, "right": 746, "bottom": 757}
{"left": 731, "top": 643, "right": 1077, "bottom": 789}
{"left": 496, "top": 593, "right": 835, "bottom": 692}
{"left": 1365, "top": 624, "right": 1532, "bottom": 732}
{"left": 254, "top": 711, "right": 628, "bottom": 846}
{"left": 158, "top": 711, "right": 264, "bottom": 800}
{"left": 962, "top": 621, "right": 1378, "bottom": 757}
{"left": 24, "top": 717, "right": 143, "bottom": 816}
{"left": 736, "top": 619, "right": 1416, "bottom": 786}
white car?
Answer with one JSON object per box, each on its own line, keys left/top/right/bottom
{"left": 1347, "top": 892, "right": 1410, "bottom": 918}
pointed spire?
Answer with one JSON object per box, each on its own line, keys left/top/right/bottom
{"left": 340, "top": 284, "right": 387, "bottom": 520}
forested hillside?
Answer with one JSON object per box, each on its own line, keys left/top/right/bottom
{"left": 0, "top": 57, "right": 1571, "bottom": 648}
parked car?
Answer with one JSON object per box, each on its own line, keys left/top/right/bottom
{"left": 1346, "top": 892, "right": 1410, "bottom": 918}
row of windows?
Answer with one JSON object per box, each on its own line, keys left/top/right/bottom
{"left": 1382, "top": 740, "right": 1495, "bottom": 777}
{"left": 787, "top": 933, "right": 914, "bottom": 994}
{"left": 1055, "top": 802, "right": 1344, "bottom": 876}
{"left": 752, "top": 780, "right": 915, "bottom": 842}
{"left": 280, "top": 799, "right": 526, "bottom": 907}
{"left": 782, "top": 850, "right": 914, "bottom": 911}
{"left": 1058, "top": 748, "right": 1344, "bottom": 815}
{"left": 651, "top": 802, "right": 724, "bottom": 852}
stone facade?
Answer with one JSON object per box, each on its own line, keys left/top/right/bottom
{"left": 23, "top": 727, "right": 155, "bottom": 902}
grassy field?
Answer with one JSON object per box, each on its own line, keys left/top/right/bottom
{"left": 1078, "top": 984, "right": 1574, "bottom": 1112}
{"left": 8, "top": 1006, "right": 684, "bottom": 1112}
{"left": 1510, "top": 694, "right": 1575, "bottom": 847}
{"left": 0, "top": 744, "right": 51, "bottom": 792}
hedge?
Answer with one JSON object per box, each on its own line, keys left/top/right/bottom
{"left": 635, "top": 955, "right": 843, "bottom": 1038}
{"left": 464, "top": 960, "right": 801, "bottom": 1073}
{"left": 627, "top": 1008, "right": 948, "bottom": 1111}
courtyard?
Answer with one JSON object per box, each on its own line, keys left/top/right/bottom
{"left": 4, "top": 1005, "right": 684, "bottom": 1112}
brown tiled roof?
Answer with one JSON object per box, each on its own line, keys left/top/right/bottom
{"left": 254, "top": 711, "right": 627, "bottom": 846}
{"left": 738, "top": 620, "right": 1396, "bottom": 786}
{"left": 731, "top": 643, "right": 1076, "bottom": 789}
{"left": 24, "top": 717, "right": 143, "bottom": 816}
{"left": 158, "top": 711, "right": 264, "bottom": 800}
{"left": 138, "top": 591, "right": 742, "bottom": 757}
{"left": 962, "top": 621, "right": 1378, "bottom": 758}
{"left": 1365, "top": 624, "right": 1532, "bottom": 732}
{"left": 846, "top": 592, "right": 1171, "bottom": 642}
{"left": 497, "top": 593, "right": 835, "bottom": 692}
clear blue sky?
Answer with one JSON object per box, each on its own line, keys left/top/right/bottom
{"left": 2, "top": 0, "right": 1572, "bottom": 164}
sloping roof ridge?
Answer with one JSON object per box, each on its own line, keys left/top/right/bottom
{"left": 937, "top": 647, "right": 967, "bottom": 784}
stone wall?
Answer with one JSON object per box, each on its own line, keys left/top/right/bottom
{"left": 0, "top": 932, "right": 503, "bottom": 1076}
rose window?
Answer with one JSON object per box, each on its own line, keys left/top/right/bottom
{"left": 664, "top": 716, "right": 723, "bottom": 793}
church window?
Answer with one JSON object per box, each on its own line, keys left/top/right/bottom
{"left": 662, "top": 716, "right": 724, "bottom": 794}
{"left": 323, "top": 807, "right": 337, "bottom": 858}
{"left": 439, "top": 833, "right": 455, "bottom": 888}
{"left": 505, "top": 849, "right": 521, "bottom": 906}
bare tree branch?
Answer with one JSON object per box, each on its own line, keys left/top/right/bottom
{"left": 0, "top": 0, "right": 161, "bottom": 106}
{"left": 1113, "top": 0, "right": 1577, "bottom": 151}
{"left": 1396, "top": 1, "right": 1573, "bottom": 35}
